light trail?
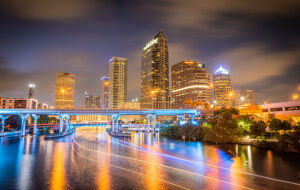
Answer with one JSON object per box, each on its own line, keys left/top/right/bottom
{"left": 110, "top": 138, "right": 300, "bottom": 187}
{"left": 73, "top": 135, "right": 253, "bottom": 190}
{"left": 72, "top": 144, "right": 190, "bottom": 190}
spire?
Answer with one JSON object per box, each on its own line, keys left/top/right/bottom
{"left": 214, "top": 66, "right": 229, "bottom": 75}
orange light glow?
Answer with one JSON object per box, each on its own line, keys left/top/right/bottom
{"left": 50, "top": 143, "right": 66, "bottom": 190}
{"left": 105, "top": 82, "right": 108, "bottom": 85}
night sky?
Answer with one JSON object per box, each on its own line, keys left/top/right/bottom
{"left": 0, "top": 0, "right": 299, "bottom": 107}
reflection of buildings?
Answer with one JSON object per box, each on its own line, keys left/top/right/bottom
{"left": 141, "top": 31, "right": 170, "bottom": 109}
{"left": 100, "top": 76, "right": 109, "bottom": 109}
{"left": 171, "top": 60, "right": 211, "bottom": 109}
{"left": 1, "top": 98, "right": 38, "bottom": 109}
{"left": 85, "top": 93, "right": 100, "bottom": 108}
{"left": 213, "top": 67, "right": 231, "bottom": 107}
{"left": 55, "top": 73, "right": 75, "bottom": 109}
{"left": 232, "top": 90, "right": 255, "bottom": 106}
{"left": 108, "top": 57, "right": 127, "bottom": 109}
{"left": 260, "top": 100, "right": 300, "bottom": 122}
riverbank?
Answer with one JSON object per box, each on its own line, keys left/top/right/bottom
{"left": 160, "top": 125, "right": 300, "bottom": 153}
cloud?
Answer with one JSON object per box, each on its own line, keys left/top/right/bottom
{"left": 146, "top": 0, "right": 300, "bottom": 36}
{"left": 210, "top": 45, "right": 300, "bottom": 103}
{"left": 0, "top": 0, "right": 97, "bottom": 21}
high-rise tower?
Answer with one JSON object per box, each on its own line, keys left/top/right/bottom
{"left": 55, "top": 73, "right": 75, "bottom": 109}
{"left": 100, "top": 76, "right": 109, "bottom": 109}
{"left": 172, "top": 61, "right": 211, "bottom": 109}
{"left": 108, "top": 57, "right": 127, "bottom": 109}
{"left": 28, "top": 83, "right": 35, "bottom": 99}
{"left": 141, "top": 31, "right": 170, "bottom": 109}
{"left": 84, "top": 92, "right": 100, "bottom": 108}
{"left": 213, "top": 67, "right": 232, "bottom": 107}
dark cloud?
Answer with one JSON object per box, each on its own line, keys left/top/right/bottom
{"left": 0, "top": 0, "right": 299, "bottom": 106}
{"left": 0, "top": 0, "right": 98, "bottom": 21}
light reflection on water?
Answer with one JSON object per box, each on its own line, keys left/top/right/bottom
{"left": 0, "top": 127, "right": 299, "bottom": 190}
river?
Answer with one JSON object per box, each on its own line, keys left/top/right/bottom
{"left": 0, "top": 127, "right": 299, "bottom": 190}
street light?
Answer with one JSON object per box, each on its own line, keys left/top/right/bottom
{"left": 292, "top": 94, "right": 299, "bottom": 101}
{"left": 240, "top": 96, "right": 245, "bottom": 105}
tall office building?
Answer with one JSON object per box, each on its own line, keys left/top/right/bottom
{"left": 28, "top": 83, "right": 35, "bottom": 99}
{"left": 100, "top": 76, "right": 109, "bottom": 109}
{"left": 141, "top": 31, "right": 170, "bottom": 109}
{"left": 108, "top": 57, "right": 127, "bottom": 109}
{"left": 84, "top": 92, "right": 100, "bottom": 108}
{"left": 213, "top": 67, "right": 232, "bottom": 107}
{"left": 54, "top": 73, "right": 75, "bottom": 109}
{"left": 232, "top": 89, "right": 255, "bottom": 106}
{"left": 172, "top": 61, "right": 211, "bottom": 109}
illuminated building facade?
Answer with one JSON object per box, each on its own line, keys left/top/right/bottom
{"left": 84, "top": 93, "right": 100, "bottom": 108}
{"left": 54, "top": 73, "right": 75, "bottom": 109}
{"left": 172, "top": 61, "right": 211, "bottom": 109}
{"left": 108, "top": 57, "right": 127, "bottom": 109}
{"left": 100, "top": 76, "right": 109, "bottom": 108}
{"left": 213, "top": 67, "right": 232, "bottom": 107}
{"left": 141, "top": 31, "right": 170, "bottom": 109}
{"left": 232, "top": 89, "right": 255, "bottom": 106}
{"left": 260, "top": 100, "right": 300, "bottom": 122}
{"left": 1, "top": 98, "right": 38, "bottom": 109}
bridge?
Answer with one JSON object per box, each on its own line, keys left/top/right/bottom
{"left": 0, "top": 109, "right": 200, "bottom": 136}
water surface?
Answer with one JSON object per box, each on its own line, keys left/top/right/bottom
{"left": 0, "top": 127, "right": 300, "bottom": 190}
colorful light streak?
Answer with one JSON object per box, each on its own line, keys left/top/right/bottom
{"left": 109, "top": 138, "right": 300, "bottom": 187}
{"left": 73, "top": 135, "right": 253, "bottom": 190}
{"left": 72, "top": 144, "right": 190, "bottom": 190}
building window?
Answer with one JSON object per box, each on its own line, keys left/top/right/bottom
{"left": 270, "top": 107, "right": 283, "bottom": 112}
{"left": 262, "top": 109, "right": 269, "bottom": 112}
{"left": 285, "top": 106, "right": 300, "bottom": 111}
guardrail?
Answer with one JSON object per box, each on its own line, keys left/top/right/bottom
{"left": 0, "top": 131, "right": 21, "bottom": 137}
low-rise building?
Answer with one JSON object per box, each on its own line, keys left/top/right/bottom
{"left": 1, "top": 98, "right": 38, "bottom": 109}
{"left": 260, "top": 100, "right": 300, "bottom": 122}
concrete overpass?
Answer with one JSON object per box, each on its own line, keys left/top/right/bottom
{"left": 0, "top": 109, "right": 200, "bottom": 136}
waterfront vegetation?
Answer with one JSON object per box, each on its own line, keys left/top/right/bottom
{"left": 160, "top": 108, "right": 300, "bottom": 153}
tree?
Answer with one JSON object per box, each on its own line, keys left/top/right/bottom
{"left": 183, "top": 98, "right": 193, "bottom": 108}
{"left": 281, "top": 120, "right": 292, "bottom": 132}
{"left": 37, "top": 115, "right": 58, "bottom": 124}
{"left": 250, "top": 121, "right": 266, "bottom": 137}
{"left": 5, "top": 115, "right": 21, "bottom": 130}
{"left": 205, "top": 111, "right": 241, "bottom": 143}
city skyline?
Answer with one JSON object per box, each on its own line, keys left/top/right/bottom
{"left": 0, "top": 0, "right": 299, "bottom": 107}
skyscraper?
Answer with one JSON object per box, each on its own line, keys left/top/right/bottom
{"left": 84, "top": 92, "right": 100, "bottom": 108}
{"left": 141, "top": 31, "right": 170, "bottom": 109}
{"left": 108, "top": 57, "right": 127, "bottom": 109}
{"left": 100, "top": 76, "right": 109, "bottom": 109}
{"left": 213, "top": 67, "right": 232, "bottom": 107}
{"left": 55, "top": 73, "right": 75, "bottom": 109}
{"left": 172, "top": 61, "right": 211, "bottom": 109}
{"left": 28, "top": 83, "right": 35, "bottom": 99}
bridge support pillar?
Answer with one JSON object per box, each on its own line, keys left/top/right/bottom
{"left": 31, "top": 114, "right": 40, "bottom": 134}
{"left": 178, "top": 115, "right": 185, "bottom": 125}
{"left": 0, "top": 115, "right": 8, "bottom": 133}
{"left": 189, "top": 114, "right": 196, "bottom": 125}
{"left": 115, "top": 114, "right": 120, "bottom": 133}
{"left": 20, "top": 114, "right": 30, "bottom": 136}
{"left": 147, "top": 114, "right": 151, "bottom": 133}
{"left": 65, "top": 115, "right": 70, "bottom": 131}
{"left": 152, "top": 114, "right": 156, "bottom": 135}
{"left": 59, "top": 114, "right": 64, "bottom": 133}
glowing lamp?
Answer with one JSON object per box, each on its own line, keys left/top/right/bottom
{"left": 29, "top": 83, "right": 35, "bottom": 88}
